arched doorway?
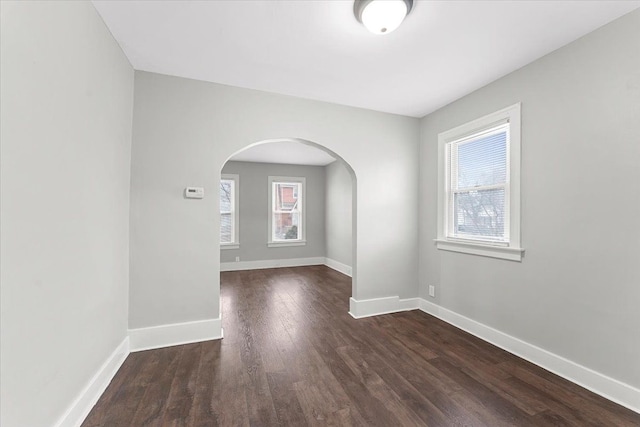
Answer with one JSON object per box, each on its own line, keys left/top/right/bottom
{"left": 217, "top": 138, "right": 357, "bottom": 323}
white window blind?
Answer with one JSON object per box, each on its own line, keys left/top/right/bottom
{"left": 447, "top": 123, "right": 510, "bottom": 243}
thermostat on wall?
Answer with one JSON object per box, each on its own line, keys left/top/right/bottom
{"left": 185, "top": 187, "right": 204, "bottom": 199}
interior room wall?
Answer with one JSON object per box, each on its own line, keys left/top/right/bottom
{"left": 129, "top": 70, "right": 420, "bottom": 330}
{"left": 325, "top": 161, "right": 353, "bottom": 269}
{"left": 0, "top": 2, "right": 134, "bottom": 426}
{"left": 220, "top": 161, "right": 326, "bottom": 263}
{"left": 419, "top": 9, "right": 640, "bottom": 390}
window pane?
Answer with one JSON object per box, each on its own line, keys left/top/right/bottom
{"left": 273, "top": 212, "right": 300, "bottom": 240}
{"left": 274, "top": 183, "right": 300, "bottom": 212}
{"left": 220, "top": 180, "right": 233, "bottom": 212}
{"left": 220, "top": 178, "right": 235, "bottom": 244}
{"left": 220, "top": 213, "right": 233, "bottom": 243}
{"left": 454, "top": 188, "right": 505, "bottom": 240}
{"left": 457, "top": 130, "right": 507, "bottom": 189}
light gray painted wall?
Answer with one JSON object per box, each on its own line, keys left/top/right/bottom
{"left": 130, "top": 70, "right": 419, "bottom": 329}
{"left": 419, "top": 10, "right": 640, "bottom": 389}
{"left": 0, "top": 2, "right": 134, "bottom": 426}
{"left": 220, "top": 161, "right": 326, "bottom": 263}
{"left": 325, "top": 161, "right": 353, "bottom": 267}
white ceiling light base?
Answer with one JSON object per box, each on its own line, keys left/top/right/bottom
{"left": 354, "top": 0, "right": 413, "bottom": 35}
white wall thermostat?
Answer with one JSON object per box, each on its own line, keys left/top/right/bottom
{"left": 185, "top": 187, "right": 204, "bottom": 199}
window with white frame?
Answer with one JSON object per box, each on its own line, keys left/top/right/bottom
{"left": 436, "top": 103, "right": 524, "bottom": 261}
{"left": 220, "top": 174, "right": 239, "bottom": 249}
{"left": 268, "top": 176, "right": 305, "bottom": 247}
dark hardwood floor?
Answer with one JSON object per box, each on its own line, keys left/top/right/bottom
{"left": 83, "top": 266, "right": 639, "bottom": 426}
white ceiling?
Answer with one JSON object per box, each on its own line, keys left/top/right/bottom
{"left": 93, "top": 1, "right": 639, "bottom": 117}
{"left": 229, "top": 141, "right": 337, "bottom": 166}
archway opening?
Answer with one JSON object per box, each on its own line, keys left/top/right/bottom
{"left": 217, "top": 138, "right": 357, "bottom": 327}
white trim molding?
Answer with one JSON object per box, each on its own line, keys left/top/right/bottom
{"left": 349, "top": 296, "right": 419, "bottom": 319}
{"left": 434, "top": 239, "right": 525, "bottom": 261}
{"left": 437, "top": 103, "right": 523, "bottom": 261}
{"left": 221, "top": 257, "right": 354, "bottom": 276}
{"left": 418, "top": 299, "right": 640, "bottom": 414}
{"left": 267, "top": 240, "right": 307, "bottom": 248}
{"left": 129, "top": 318, "right": 223, "bottom": 352}
{"left": 220, "top": 243, "right": 240, "bottom": 250}
{"left": 220, "top": 256, "right": 325, "bottom": 272}
{"left": 268, "top": 175, "right": 306, "bottom": 246}
{"left": 53, "top": 337, "right": 130, "bottom": 427}
{"left": 324, "top": 257, "right": 353, "bottom": 277}
{"left": 220, "top": 173, "right": 240, "bottom": 247}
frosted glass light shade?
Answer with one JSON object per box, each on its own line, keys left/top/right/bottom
{"left": 359, "top": 0, "right": 409, "bottom": 35}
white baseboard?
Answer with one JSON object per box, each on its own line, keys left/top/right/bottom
{"left": 324, "top": 257, "right": 353, "bottom": 277}
{"left": 221, "top": 256, "right": 325, "bottom": 272}
{"left": 54, "top": 336, "right": 130, "bottom": 427}
{"left": 349, "top": 296, "right": 419, "bottom": 319}
{"left": 129, "top": 318, "right": 223, "bottom": 352}
{"left": 418, "top": 299, "right": 640, "bottom": 414}
{"left": 346, "top": 294, "right": 639, "bottom": 413}
{"left": 398, "top": 297, "right": 420, "bottom": 311}
{"left": 220, "top": 256, "right": 354, "bottom": 279}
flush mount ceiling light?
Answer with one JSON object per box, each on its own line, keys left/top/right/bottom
{"left": 354, "top": 0, "right": 413, "bottom": 35}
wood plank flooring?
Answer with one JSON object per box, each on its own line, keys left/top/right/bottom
{"left": 83, "top": 266, "right": 640, "bottom": 426}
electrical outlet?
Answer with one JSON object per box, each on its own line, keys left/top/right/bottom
{"left": 235, "top": 256, "right": 240, "bottom": 262}
{"left": 429, "top": 285, "right": 435, "bottom": 298}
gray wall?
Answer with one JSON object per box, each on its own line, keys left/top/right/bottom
{"left": 325, "top": 161, "right": 353, "bottom": 267}
{"left": 220, "top": 161, "right": 326, "bottom": 263}
{"left": 0, "top": 2, "right": 134, "bottom": 426}
{"left": 419, "top": 10, "right": 640, "bottom": 389}
{"left": 130, "top": 70, "right": 419, "bottom": 329}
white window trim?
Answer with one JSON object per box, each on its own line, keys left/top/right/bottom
{"left": 268, "top": 176, "right": 306, "bottom": 248}
{"left": 436, "top": 103, "right": 524, "bottom": 261}
{"left": 220, "top": 174, "right": 239, "bottom": 250}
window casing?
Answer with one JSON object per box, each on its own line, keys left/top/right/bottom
{"left": 436, "top": 103, "right": 524, "bottom": 261}
{"left": 220, "top": 174, "right": 239, "bottom": 249}
{"left": 268, "top": 176, "right": 306, "bottom": 247}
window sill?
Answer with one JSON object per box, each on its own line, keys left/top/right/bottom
{"left": 268, "top": 240, "right": 307, "bottom": 248}
{"left": 220, "top": 244, "right": 240, "bottom": 250}
{"left": 434, "top": 239, "right": 524, "bottom": 262}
